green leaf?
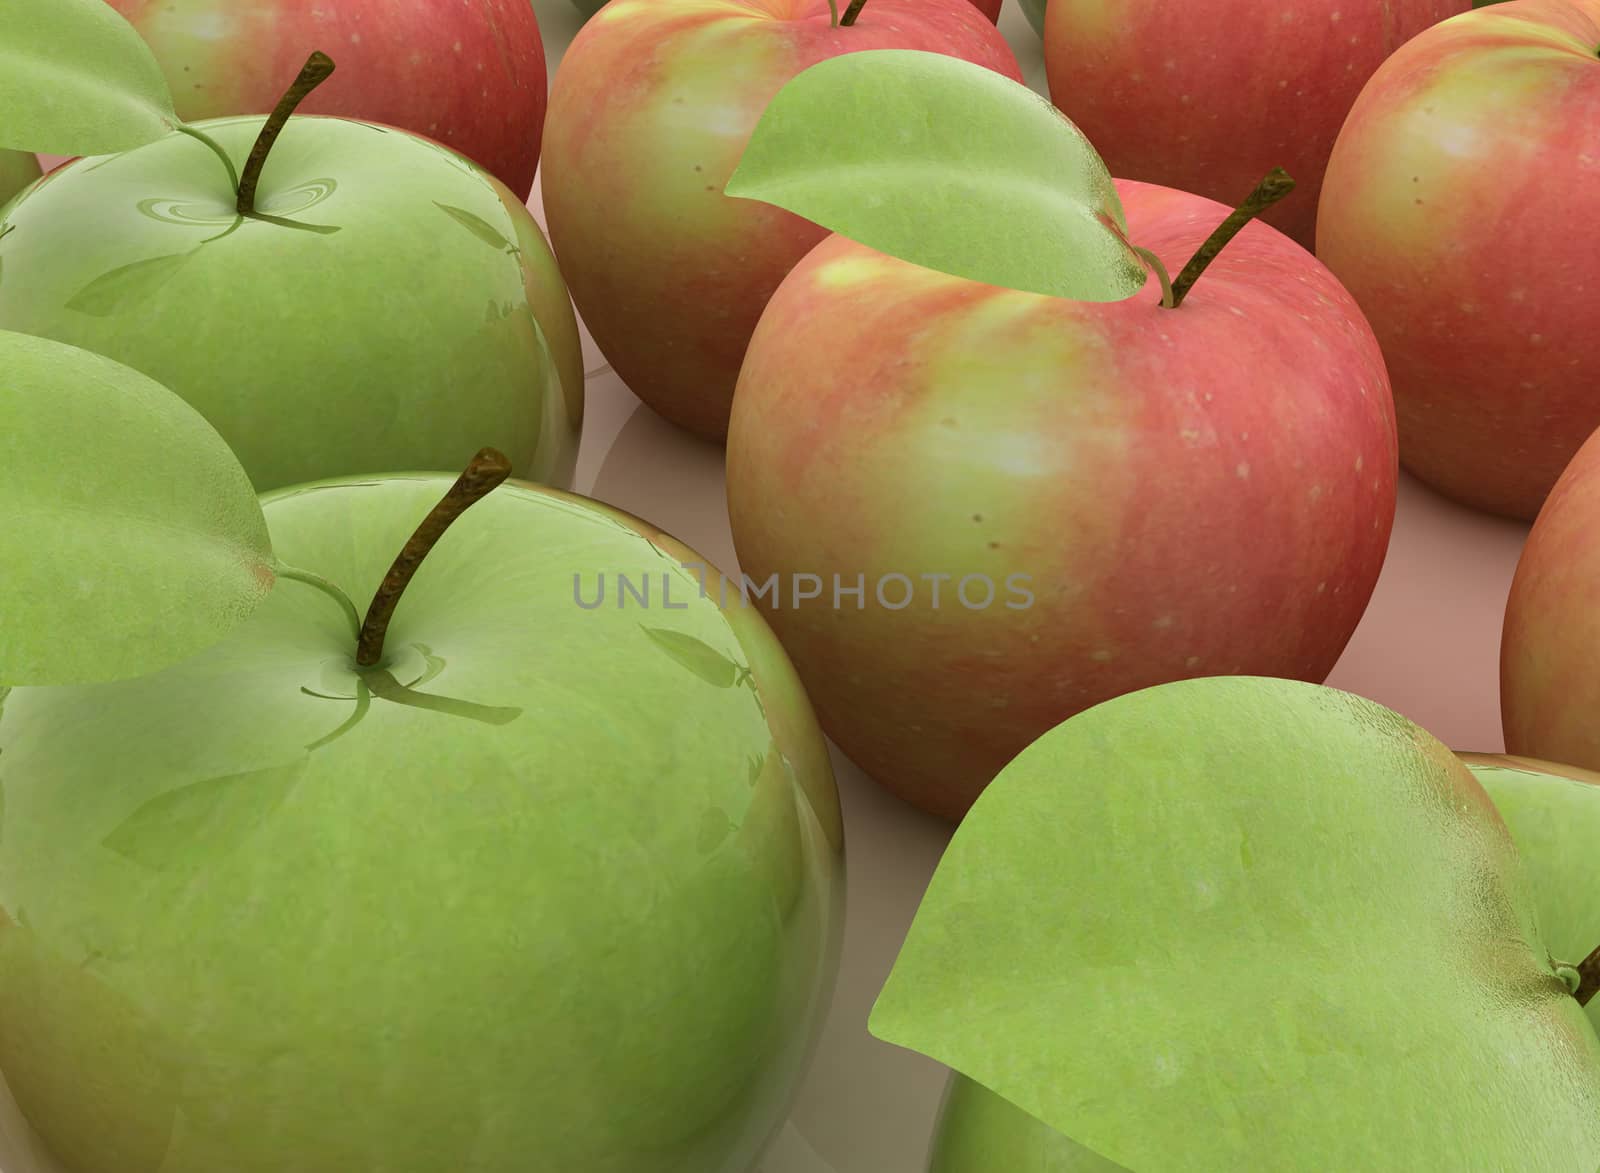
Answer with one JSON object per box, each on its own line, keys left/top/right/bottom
{"left": 869, "top": 676, "right": 1600, "bottom": 1171}
{"left": 0, "top": 330, "right": 274, "bottom": 686}
{"left": 102, "top": 758, "right": 307, "bottom": 873}
{"left": 639, "top": 625, "right": 739, "bottom": 688}
{"left": 0, "top": 0, "right": 179, "bottom": 155}
{"left": 1463, "top": 752, "right": 1600, "bottom": 1034}
{"left": 724, "top": 49, "right": 1146, "bottom": 302}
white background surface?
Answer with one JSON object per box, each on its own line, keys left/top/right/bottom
{"left": 0, "top": 3, "right": 1532, "bottom": 1170}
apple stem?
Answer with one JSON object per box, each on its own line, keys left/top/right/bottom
{"left": 827, "top": 0, "right": 839, "bottom": 25}
{"left": 1572, "top": 946, "right": 1600, "bottom": 1005}
{"left": 354, "top": 448, "right": 513, "bottom": 668}
{"left": 176, "top": 125, "right": 240, "bottom": 196}
{"left": 236, "top": 51, "right": 336, "bottom": 218}
{"left": 1165, "top": 167, "right": 1296, "bottom": 309}
{"left": 839, "top": 0, "right": 870, "bottom": 25}
{"left": 274, "top": 562, "right": 362, "bottom": 640}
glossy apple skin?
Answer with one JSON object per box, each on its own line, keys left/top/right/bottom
{"left": 542, "top": 0, "right": 1021, "bottom": 441}
{"left": 926, "top": 1075, "right": 1125, "bottom": 1171}
{"left": 1501, "top": 424, "right": 1600, "bottom": 769}
{"left": 0, "top": 151, "right": 40, "bottom": 209}
{"left": 1460, "top": 753, "right": 1600, "bottom": 1034}
{"left": 726, "top": 179, "right": 1398, "bottom": 820}
{"left": 0, "top": 475, "right": 844, "bottom": 1173}
{"left": 0, "top": 116, "right": 582, "bottom": 494}
{"left": 1042, "top": 0, "right": 1467, "bottom": 250}
{"left": 1317, "top": 1, "right": 1600, "bottom": 520}
{"left": 105, "top": 0, "right": 547, "bottom": 200}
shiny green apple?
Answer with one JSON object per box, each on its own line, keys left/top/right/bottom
{"left": 1462, "top": 752, "right": 1600, "bottom": 1034}
{"left": 0, "top": 110, "right": 582, "bottom": 493}
{"left": 0, "top": 151, "right": 41, "bottom": 209}
{"left": 0, "top": 472, "right": 843, "bottom": 1173}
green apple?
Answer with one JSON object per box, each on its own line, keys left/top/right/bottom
{"left": 0, "top": 151, "right": 41, "bottom": 209}
{"left": 0, "top": 461, "right": 843, "bottom": 1172}
{"left": 870, "top": 676, "right": 1600, "bottom": 1169}
{"left": 1462, "top": 752, "right": 1600, "bottom": 1032}
{"left": 0, "top": 58, "right": 582, "bottom": 494}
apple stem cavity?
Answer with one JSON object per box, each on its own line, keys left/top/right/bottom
{"left": 175, "top": 125, "right": 241, "bottom": 196}
{"left": 354, "top": 447, "right": 513, "bottom": 668}
{"left": 236, "top": 51, "right": 337, "bottom": 218}
{"left": 274, "top": 562, "right": 362, "bottom": 641}
{"left": 1165, "top": 166, "right": 1296, "bottom": 309}
{"left": 1572, "top": 945, "right": 1600, "bottom": 1005}
{"left": 839, "top": 0, "right": 870, "bottom": 25}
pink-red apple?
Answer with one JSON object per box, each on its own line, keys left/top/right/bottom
{"left": 1042, "top": 0, "right": 1468, "bottom": 249}
{"left": 541, "top": 0, "right": 1022, "bottom": 441}
{"left": 725, "top": 178, "right": 1398, "bottom": 820}
{"left": 105, "top": 0, "right": 548, "bottom": 199}
{"left": 1317, "top": 0, "right": 1600, "bottom": 520}
{"left": 1501, "top": 423, "right": 1600, "bottom": 770}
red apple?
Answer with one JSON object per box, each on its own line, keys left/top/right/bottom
{"left": 105, "top": 0, "right": 548, "bottom": 199}
{"left": 725, "top": 178, "right": 1398, "bottom": 820}
{"left": 1501, "top": 423, "right": 1600, "bottom": 771}
{"left": 1317, "top": 0, "right": 1600, "bottom": 520}
{"left": 541, "top": 0, "right": 1022, "bottom": 441}
{"left": 1042, "top": 0, "right": 1468, "bottom": 249}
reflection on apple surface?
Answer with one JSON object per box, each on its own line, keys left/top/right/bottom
{"left": 0, "top": 473, "right": 843, "bottom": 1173}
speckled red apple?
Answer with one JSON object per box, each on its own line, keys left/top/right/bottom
{"left": 1502, "top": 423, "right": 1600, "bottom": 769}
{"left": 541, "top": 0, "right": 1022, "bottom": 441}
{"left": 1317, "top": 0, "right": 1600, "bottom": 519}
{"left": 726, "top": 179, "right": 1398, "bottom": 820}
{"left": 105, "top": 0, "right": 548, "bottom": 198}
{"left": 1042, "top": 0, "right": 1468, "bottom": 249}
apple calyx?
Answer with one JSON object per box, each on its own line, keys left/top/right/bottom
{"left": 354, "top": 447, "right": 513, "bottom": 667}
{"left": 1139, "top": 167, "right": 1296, "bottom": 310}
{"left": 237, "top": 51, "right": 337, "bottom": 218}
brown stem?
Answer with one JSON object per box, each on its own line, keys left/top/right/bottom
{"left": 1166, "top": 167, "right": 1295, "bottom": 309}
{"left": 355, "top": 448, "right": 512, "bottom": 667}
{"left": 237, "top": 51, "right": 336, "bottom": 217}
{"left": 840, "top": 0, "right": 870, "bottom": 25}
{"left": 1573, "top": 944, "right": 1600, "bottom": 1005}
